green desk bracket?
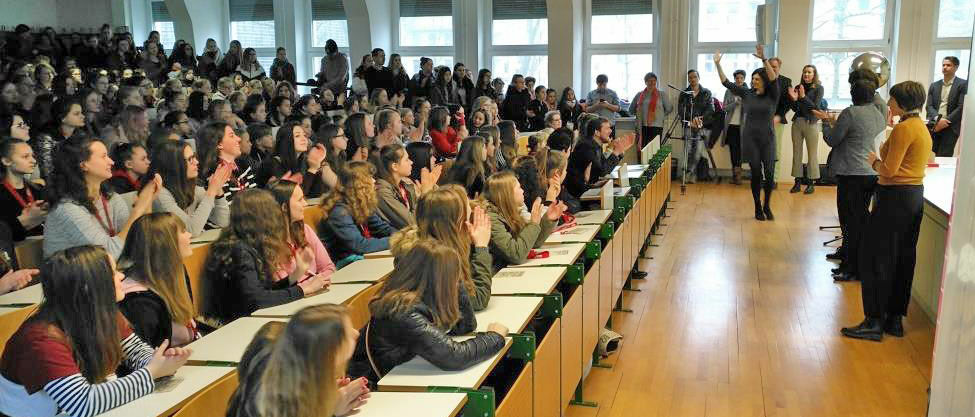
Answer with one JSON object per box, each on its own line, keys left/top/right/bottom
{"left": 507, "top": 332, "right": 536, "bottom": 361}
{"left": 540, "top": 293, "right": 563, "bottom": 318}
{"left": 571, "top": 383, "right": 598, "bottom": 408}
{"left": 565, "top": 263, "right": 584, "bottom": 285}
{"left": 429, "top": 387, "right": 496, "bottom": 417}
{"left": 585, "top": 240, "right": 601, "bottom": 261}
{"left": 599, "top": 221, "right": 615, "bottom": 240}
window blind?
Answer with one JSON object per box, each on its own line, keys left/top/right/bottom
{"left": 151, "top": 1, "right": 172, "bottom": 22}
{"left": 493, "top": 0, "right": 547, "bottom": 20}
{"left": 400, "top": 0, "right": 453, "bottom": 17}
{"left": 229, "top": 0, "right": 274, "bottom": 22}
{"left": 592, "top": 0, "right": 652, "bottom": 15}
{"left": 312, "top": 0, "right": 346, "bottom": 20}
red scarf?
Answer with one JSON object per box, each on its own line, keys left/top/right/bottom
{"left": 636, "top": 87, "right": 660, "bottom": 126}
{"left": 398, "top": 182, "right": 411, "bottom": 211}
{"left": 111, "top": 169, "right": 142, "bottom": 191}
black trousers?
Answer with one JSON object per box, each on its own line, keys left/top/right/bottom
{"left": 726, "top": 125, "right": 742, "bottom": 168}
{"left": 835, "top": 175, "right": 877, "bottom": 274}
{"left": 932, "top": 129, "right": 959, "bottom": 157}
{"left": 858, "top": 184, "right": 924, "bottom": 319}
{"left": 640, "top": 126, "right": 663, "bottom": 149}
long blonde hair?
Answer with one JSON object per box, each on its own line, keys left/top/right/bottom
{"left": 371, "top": 239, "right": 462, "bottom": 330}
{"left": 257, "top": 305, "right": 349, "bottom": 417}
{"left": 482, "top": 171, "right": 529, "bottom": 235}
{"left": 320, "top": 160, "right": 378, "bottom": 225}
{"left": 117, "top": 213, "right": 195, "bottom": 324}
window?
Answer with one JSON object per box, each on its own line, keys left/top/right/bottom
{"left": 492, "top": 56, "right": 549, "bottom": 88}
{"left": 932, "top": 0, "right": 974, "bottom": 82}
{"left": 399, "top": 0, "right": 453, "bottom": 47}
{"left": 810, "top": 0, "right": 894, "bottom": 108}
{"left": 586, "top": 0, "right": 656, "bottom": 102}
{"left": 229, "top": 0, "right": 276, "bottom": 48}
{"left": 400, "top": 56, "right": 454, "bottom": 74}
{"left": 311, "top": 0, "right": 349, "bottom": 48}
{"left": 150, "top": 0, "right": 176, "bottom": 48}
{"left": 690, "top": 0, "right": 764, "bottom": 100}
{"left": 590, "top": 54, "right": 653, "bottom": 100}
{"left": 591, "top": 0, "right": 653, "bottom": 44}
{"left": 492, "top": 0, "right": 548, "bottom": 45}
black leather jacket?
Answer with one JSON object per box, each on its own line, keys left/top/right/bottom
{"left": 348, "top": 289, "right": 504, "bottom": 384}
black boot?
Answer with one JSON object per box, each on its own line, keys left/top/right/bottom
{"left": 752, "top": 184, "right": 765, "bottom": 221}
{"left": 790, "top": 178, "right": 802, "bottom": 193}
{"left": 805, "top": 182, "right": 815, "bottom": 194}
{"left": 841, "top": 317, "right": 884, "bottom": 341}
{"left": 884, "top": 315, "right": 904, "bottom": 337}
{"left": 762, "top": 187, "right": 774, "bottom": 220}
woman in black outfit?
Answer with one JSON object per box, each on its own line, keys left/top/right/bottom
{"left": 558, "top": 87, "right": 585, "bottom": 129}
{"left": 256, "top": 121, "right": 329, "bottom": 198}
{"left": 430, "top": 66, "right": 454, "bottom": 106}
{"left": 714, "top": 45, "right": 780, "bottom": 220}
{"left": 473, "top": 69, "right": 496, "bottom": 101}
{"left": 501, "top": 74, "right": 532, "bottom": 131}
{"left": 0, "top": 138, "right": 46, "bottom": 241}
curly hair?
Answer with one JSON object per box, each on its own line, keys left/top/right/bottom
{"left": 320, "top": 160, "right": 377, "bottom": 226}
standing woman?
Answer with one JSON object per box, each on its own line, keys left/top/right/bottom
{"left": 0, "top": 138, "right": 47, "bottom": 241}
{"left": 389, "top": 54, "right": 410, "bottom": 100}
{"left": 319, "top": 161, "right": 397, "bottom": 265}
{"left": 44, "top": 136, "right": 161, "bottom": 259}
{"left": 256, "top": 121, "right": 329, "bottom": 198}
{"left": 0, "top": 246, "right": 191, "bottom": 417}
{"left": 713, "top": 45, "right": 780, "bottom": 221}
{"left": 430, "top": 66, "right": 455, "bottom": 106}
{"left": 473, "top": 69, "right": 495, "bottom": 101}
{"left": 236, "top": 48, "right": 267, "bottom": 82}
{"left": 629, "top": 72, "right": 673, "bottom": 149}
{"left": 117, "top": 213, "right": 200, "bottom": 347}
{"left": 787, "top": 64, "right": 824, "bottom": 194}
{"left": 558, "top": 87, "right": 584, "bottom": 130}
{"left": 268, "top": 180, "right": 336, "bottom": 286}
{"left": 840, "top": 81, "right": 931, "bottom": 341}
{"left": 150, "top": 141, "right": 231, "bottom": 237}
{"left": 719, "top": 70, "right": 747, "bottom": 185}
{"left": 481, "top": 171, "right": 564, "bottom": 271}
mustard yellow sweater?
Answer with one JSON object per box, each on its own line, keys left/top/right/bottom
{"left": 875, "top": 116, "right": 932, "bottom": 185}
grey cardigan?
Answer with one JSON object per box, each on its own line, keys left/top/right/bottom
{"left": 44, "top": 194, "right": 130, "bottom": 259}
{"left": 628, "top": 89, "right": 673, "bottom": 128}
{"left": 153, "top": 186, "right": 230, "bottom": 237}
{"left": 822, "top": 104, "right": 887, "bottom": 176}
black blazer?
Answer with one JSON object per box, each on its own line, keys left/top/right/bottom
{"left": 926, "top": 77, "right": 968, "bottom": 136}
{"left": 564, "top": 136, "right": 621, "bottom": 199}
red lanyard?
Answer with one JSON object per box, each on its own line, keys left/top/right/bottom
{"left": 3, "top": 180, "right": 34, "bottom": 209}
{"left": 398, "top": 182, "right": 410, "bottom": 210}
{"left": 360, "top": 223, "right": 372, "bottom": 239}
{"left": 93, "top": 195, "right": 117, "bottom": 237}
{"left": 112, "top": 170, "right": 141, "bottom": 191}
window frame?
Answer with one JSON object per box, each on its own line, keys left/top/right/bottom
{"left": 392, "top": 0, "right": 457, "bottom": 74}
{"left": 689, "top": 0, "right": 771, "bottom": 101}
{"left": 583, "top": 0, "right": 659, "bottom": 100}
{"left": 224, "top": 0, "right": 278, "bottom": 76}
{"left": 931, "top": 0, "right": 973, "bottom": 81}
{"left": 808, "top": 0, "right": 897, "bottom": 109}
{"left": 484, "top": 0, "right": 550, "bottom": 87}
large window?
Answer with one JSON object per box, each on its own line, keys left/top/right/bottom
{"left": 492, "top": 0, "right": 548, "bottom": 45}
{"left": 399, "top": 0, "right": 453, "bottom": 47}
{"left": 311, "top": 0, "right": 349, "bottom": 48}
{"left": 690, "top": 0, "right": 765, "bottom": 100}
{"left": 810, "top": 0, "right": 894, "bottom": 108}
{"left": 586, "top": 0, "right": 655, "bottom": 101}
{"left": 401, "top": 56, "right": 454, "bottom": 75}
{"left": 229, "top": 0, "right": 276, "bottom": 49}
{"left": 150, "top": 0, "right": 176, "bottom": 49}
{"left": 932, "top": 0, "right": 975, "bottom": 81}
{"left": 493, "top": 56, "right": 549, "bottom": 89}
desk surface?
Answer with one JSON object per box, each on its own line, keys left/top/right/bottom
{"left": 378, "top": 337, "right": 512, "bottom": 391}
{"left": 356, "top": 392, "right": 467, "bottom": 417}
{"left": 581, "top": 187, "right": 631, "bottom": 200}
{"left": 574, "top": 210, "right": 612, "bottom": 225}
{"left": 252, "top": 283, "right": 373, "bottom": 317}
{"left": 473, "top": 296, "right": 542, "bottom": 333}
{"left": 491, "top": 266, "right": 566, "bottom": 295}
{"left": 0, "top": 283, "right": 41, "bottom": 306}
{"left": 924, "top": 157, "right": 956, "bottom": 215}
{"left": 190, "top": 228, "right": 222, "bottom": 245}
{"left": 100, "top": 366, "right": 234, "bottom": 417}
{"left": 511, "top": 243, "right": 586, "bottom": 267}
{"left": 331, "top": 258, "right": 395, "bottom": 284}
{"left": 363, "top": 249, "right": 393, "bottom": 259}
{"left": 188, "top": 317, "right": 287, "bottom": 363}
{"left": 544, "top": 224, "right": 601, "bottom": 244}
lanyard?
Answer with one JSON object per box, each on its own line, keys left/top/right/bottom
{"left": 3, "top": 180, "right": 34, "bottom": 209}
{"left": 92, "top": 195, "right": 116, "bottom": 237}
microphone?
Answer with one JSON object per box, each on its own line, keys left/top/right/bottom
{"left": 668, "top": 84, "right": 691, "bottom": 95}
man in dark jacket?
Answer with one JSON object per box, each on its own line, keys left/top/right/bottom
{"left": 365, "top": 48, "right": 393, "bottom": 96}
{"left": 927, "top": 55, "right": 968, "bottom": 157}
{"left": 564, "top": 117, "right": 634, "bottom": 199}
{"left": 269, "top": 47, "right": 297, "bottom": 86}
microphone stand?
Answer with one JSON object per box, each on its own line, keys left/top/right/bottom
{"left": 667, "top": 84, "right": 695, "bottom": 195}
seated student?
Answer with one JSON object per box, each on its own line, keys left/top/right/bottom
{"left": 429, "top": 106, "right": 460, "bottom": 159}
{"left": 227, "top": 305, "right": 369, "bottom": 417}
{"left": 268, "top": 179, "right": 336, "bottom": 283}
{"left": 564, "top": 117, "right": 634, "bottom": 199}
{"left": 0, "top": 138, "right": 47, "bottom": 241}
{"left": 476, "top": 125, "right": 505, "bottom": 172}
{"left": 0, "top": 245, "right": 191, "bottom": 417}
{"left": 546, "top": 126, "right": 574, "bottom": 154}
{"left": 201, "top": 189, "right": 328, "bottom": 326}
{"left": 108, "top": 142, "right": 149, "bottom": 194}
{"left": 248, "top": 123, "right": 274, "bottom": 166}
{"left": 44, "top": 136, "right": 161, "bottom": 259}
{"left": 256, "top": 121, "right": 329, "bottom": 198}
{"left": 375, "top": 144, "right": 426, "bottom": 230}
{"left": 117, "top": 213, "right": 200, "bottom": 347}
{"left": 343, "top": 112, "right": 373, "bottom": 162}
{"left": 496, "top": 120, "right": 519, "bottom": 170}
{"left": 544, "top": 149, "right": 579, "bottom": 213}
{"left": 512, "top": 155, "right": 560, "bottom": 212}
{"left": 481, "top": 171, "right": 565, "bottom": 271}
{"left": 441, "top": 136, "right": 488, "bottom": 199}
{"left": 319, "top": 161, "right": 396, "bottom": 265}
{"left": 240, "top": 94, "right": 267, "bottom": 125}
{"left": 405, "top": 141, "right": 436, "bottom": 183}
{"left": 349, "top": 240, "right": 508, "bottom": 385}
{"left": 390, "top": 185, "right": 493, "bottom": 311}
{"left": 196, "top": 121, "right": 257, "bottom": 202}
{"left": 151, "top": 141, "right": 231, "bottom": 236}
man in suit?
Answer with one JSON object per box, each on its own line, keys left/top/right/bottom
{"left": 926, "top": 56, "right": 968, "bottom": 157}
{"left": 769, "top": 57, "right": 792, "bottom": 186}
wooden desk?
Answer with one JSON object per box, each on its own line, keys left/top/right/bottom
{"left": 251, "top": 283, "right": 373, "bottom": 317}
{"left": 509, "top": 243, "right": 586, "bottom": 267}
{"left": 544, "top": 224, "right": 601, "bottom": 244}
{"left": 100, "top": 366, "right": 234, "bottom": 417}
{"left": 574, "top": 210, "right": 611, "bottom": 225}
{"left": 0, "top": 283, "right": 42, "bottom": 306}
{"left": 357, "top": 392, "right": 467, "bottom": 417}
{"left": 363, "top": 249, "right": 393, "bottom": 259}
{"left": 377, "top": 337, "right": 512, "bottom": 391}
{"left": 331, "top": 258, "right": 395, "bottom": 284}
{"left": 187, "top": 317, "right": 286, "bottom": 363}
{"left": 190, "top": 228, "right": 221, "bottom": 247}
{"left": 473, "top": 296, "right": 542, "bottom": 334}
{"left": 491, "top": 266, "right": 566, "bottom": 295}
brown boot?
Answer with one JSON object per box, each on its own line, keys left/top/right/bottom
{"left": 732, "top": 167, "right": 742, "bottom": 185}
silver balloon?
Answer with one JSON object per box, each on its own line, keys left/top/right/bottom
{"left": 849, "top": 52, "right": 891, "bottom": 87}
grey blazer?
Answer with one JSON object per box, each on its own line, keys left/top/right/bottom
{"left": 926, "top": 77, "right": 967, "bottom": 136}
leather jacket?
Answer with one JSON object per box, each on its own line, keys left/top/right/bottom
{"left": 348, "top": 289, "right": 504, "bottom": 384}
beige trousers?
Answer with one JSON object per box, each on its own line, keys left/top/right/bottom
{"left": 791, "top": 118, "right": 821, "bottom": 179}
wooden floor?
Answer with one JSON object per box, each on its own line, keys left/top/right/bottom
{"left": 567, "top": 181, "right": 934, "bottom": 417}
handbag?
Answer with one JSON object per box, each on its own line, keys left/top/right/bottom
{"left": 364, "top": 321, "right": 384, "bottom": 380}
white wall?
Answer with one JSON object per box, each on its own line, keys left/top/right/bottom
{"left": 55, "top": 0, "right": 114, "bottom": 31}
{"left": 0, "top": 0, "right": 57, "bottom": 29}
